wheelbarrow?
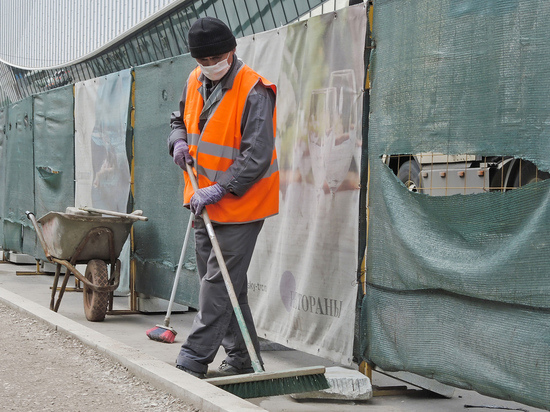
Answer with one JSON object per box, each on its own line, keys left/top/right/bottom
{"left": 26, "top": 207, "right": 148, "bottom": 322}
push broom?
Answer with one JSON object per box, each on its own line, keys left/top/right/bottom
{"left": 186, "top": 164, "right": 329, "bottom": 398}
{"left": 146, "top": 214, "right": 194, "bottom": 343}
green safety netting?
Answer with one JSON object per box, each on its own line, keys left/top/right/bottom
{"left": 133, "top": 57, "right": 200, "bottom": 308}
{"left": 3, "top": 97, "right": 35, "bottom": 255}
{"left": 0, "top": 106, "right": 7, "bottom": 248}
{"left": 364, "top": 0, "right": 550, "bottom": 409}
{"left": 33, "top": 86, "right": 75, "bottom": 259}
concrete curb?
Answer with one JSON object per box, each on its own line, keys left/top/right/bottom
{"left": 0, "top": 286, "right": 267, "bottom": 412}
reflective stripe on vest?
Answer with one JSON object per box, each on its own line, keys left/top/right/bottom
{"left": 183, "top": 64, "right": 279, "bottom": 223}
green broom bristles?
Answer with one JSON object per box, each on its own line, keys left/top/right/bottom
{"left": 205, "top": 367, "right": 330, "bottom": 399}
{"left": 220, "top": 373, "right": 329, "bottom": 398}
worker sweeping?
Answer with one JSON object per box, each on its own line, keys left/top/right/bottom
{"left": 167, "top": 16, "right": 279, "bottom": 379}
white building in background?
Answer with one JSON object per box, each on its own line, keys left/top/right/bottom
{"left": 0, "top": 0, "right": 181, "bottom": 69}
{"left": 0, "top": 0, "right": 350, "bottom": 105}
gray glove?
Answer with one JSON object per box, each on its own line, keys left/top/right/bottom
{"left": 190, "top": 183, "right": 227, "bottom": 216}
{"left": 173, "top": 139, "right": 193, "bottom": 168}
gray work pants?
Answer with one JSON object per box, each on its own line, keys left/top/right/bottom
{"left": 176, "top": 217, "right": 264, "bottom": 374}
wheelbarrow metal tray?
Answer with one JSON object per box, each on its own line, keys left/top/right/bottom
{"left": 37, "top": 212, "right": 133, "bottom": 261}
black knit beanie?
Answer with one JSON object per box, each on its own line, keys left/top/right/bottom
{"left": 188, "top": 17, "right": 236, "bottom": 58}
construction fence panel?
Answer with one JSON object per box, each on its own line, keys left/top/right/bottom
{"left": 74, "top": 71, "right": 132, "bottom": 213}
{"left": 33, "top": 86, "right": 75, "bottom": 260}
{"left": 0, "top": 106, "right": 7, "bottom": 249}
{"left": 240, "top": 4, "right": 367, "bottom": 365}
{"left": 132, "top": 56, "right": 199, "bottom": 307}
{"left": 3, "top": 97, "right": 35, "bottom": 256}
{"left": 364, "top": 0, "right": 550, "bottom": 409}
{"left": 74, "top": 70, "right": 133, "bottom": 293}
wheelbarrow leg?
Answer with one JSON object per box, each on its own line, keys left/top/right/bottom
{"left": 54, "top": 266, "right": 73, "bottom": 312}
{"left": 50, "top": 263, "right": 62, "bottom": 311}
{"left": 108, "top": 289, "right": 114, "bottom": 312}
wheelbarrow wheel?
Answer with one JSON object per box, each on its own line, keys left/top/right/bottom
{"left": 83, "top": 259, "right": 109, "bottom": 322}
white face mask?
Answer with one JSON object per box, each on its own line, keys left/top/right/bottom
{"left": 199, "top": 55, "right": 231, "bottom": 81}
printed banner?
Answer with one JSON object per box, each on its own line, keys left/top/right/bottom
{"left": 74, "top": 70, "right": 132, "bottom": 212}
{"left": 74, "top": 70, "right": 132, "bottom": 293}
{"left": 240, "top": 5, "right": 367, "bottom": 365}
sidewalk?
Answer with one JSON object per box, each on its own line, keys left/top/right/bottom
{"left": 0, "top": 260, "right": 544, "bottom": 412}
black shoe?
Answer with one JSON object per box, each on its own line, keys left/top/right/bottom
{"left": 217, "top": 360, "right": 255, "bottom": 376}
{"left": 176, "top": 364, "right": 206, "bottom": 379}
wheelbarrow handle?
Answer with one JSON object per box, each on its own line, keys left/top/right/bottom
{"left": 25, "top": 211, "right": 51, "bottom": 260}
{"left": 79, "top": 206, "right": 148, "bottom": 221}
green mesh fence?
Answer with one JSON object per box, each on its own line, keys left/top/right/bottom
{"left": 364, "top": 0, "right": 550, "bottom": 408}
{"left": 0, "top": 106, "right": 7, "bottom": 248}
{"left": 370, "top": 1, "right": 550, "bottom": 171}
{"left": 133, "top": 56, "right": 200, "bottom": 308}
{"left": 33, "top": 86, "right": 75, "bottom": 260}
{"left": 361, "top": 286, "right": 549, "bottom": 408}
{"left": 3, "top": 97, "right": 35, "bottom": 255}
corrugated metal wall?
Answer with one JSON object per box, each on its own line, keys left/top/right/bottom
{"left": 0, "top": 0, "right": 181, "bottom": 69}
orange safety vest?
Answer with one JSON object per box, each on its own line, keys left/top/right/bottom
{"left": 183, "top": 64, "right": 279, "bottom": 224}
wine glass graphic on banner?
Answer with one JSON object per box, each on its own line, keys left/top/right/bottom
{"left": 308, "top": 87, "right": 337, "bottom": 193}
{"left": 326, "top": 69, "right": 357, "bottom": 194}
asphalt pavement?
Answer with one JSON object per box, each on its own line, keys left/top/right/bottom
{"left": 0, "top": 259, "right": 544, "bottom": 412}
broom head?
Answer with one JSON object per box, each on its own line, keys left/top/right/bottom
{"left": 205, "top": 366, "right": 329, "bottom": 398}
{"left": 146, "top": 324, "right": 177, "bottom": 343}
